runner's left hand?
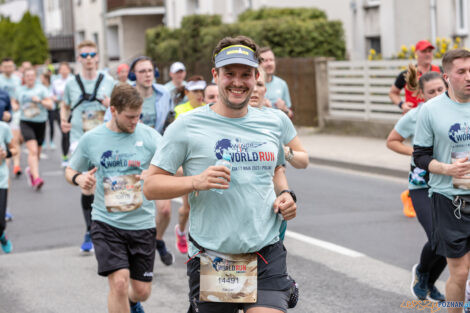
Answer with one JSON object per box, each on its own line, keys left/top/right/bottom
{"left": 273, "top": 192, "right": 296, "bottom": 220}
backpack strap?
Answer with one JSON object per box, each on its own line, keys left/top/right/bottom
{"left": 68, "top": 73, "right": 105, "bottom": 122}
{"left": 90, "top": 73, "right": 105, "bottom": 103}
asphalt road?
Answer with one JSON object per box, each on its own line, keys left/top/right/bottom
{"left": 0, "top": 137, "right": 445, "bottom": 313}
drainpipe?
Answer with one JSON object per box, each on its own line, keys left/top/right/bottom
{"left": 430, "top": 0, "right": 437, "bottom": 43}
{"left": 101, "top": 0, "right": 108, "bottom": 68}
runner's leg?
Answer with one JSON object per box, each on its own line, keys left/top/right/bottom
{"left": 108, "top": 269, "right": 131, "bottom": 313}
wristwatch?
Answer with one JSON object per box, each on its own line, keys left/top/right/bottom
{"left": 279, "top": 189, "right": 297, "bottom": 203}
{"left": 285, "top": 147, "right": 294, "bottom": 162}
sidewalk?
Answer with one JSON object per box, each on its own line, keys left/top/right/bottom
{"left": 297, "top": 128, "right": 410, "bottom": 178}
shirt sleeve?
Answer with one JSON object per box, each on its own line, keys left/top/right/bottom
{"left": 413, "top": 104, "right": 434, "bottom": 147}
{"left": 69, "top": 136, "right": 92, "bottom": 172}
{"left": 276, "top": 141, "right": 285, "bottom": 166}
{"left": 278, "top": 111, "right": 296, "bottom": 144}
{"left": 151, "top": 117, "right": 188, "bottom": 174}
{"left": 394, "top": 109, "right": 415, "bottom": 139}
{"left": 282, "top": 80, "right": 292, "bottom": 108}
{"left": 394, "top": 71, "right": 407, "bottom": 89}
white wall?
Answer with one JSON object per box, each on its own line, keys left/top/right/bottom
{"left": 0, "top": 0, "right": 28, "bottom": 22}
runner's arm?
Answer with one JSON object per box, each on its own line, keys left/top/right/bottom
{"left": 414, "top": 145, "right": 470, "bottom": 178}
{"left": 272, "top": 165, "right": 296, "bottom": 220}
{"left": 285, "top": 136, "right": 308, "bottom": 169}
{"left": 40, "top": 97, "right": 54, "bottom": 110}
{"left": 143, "top": 164, "right": 230, "bottom": 200}
{"left": 60, "top": 101, "right": 70, "bottom": 122}
{"left": 386, "top": 129, "right": 412, "bottom": 156}
{"left": 65, "top": 167, "right": 97, "bottom": 189}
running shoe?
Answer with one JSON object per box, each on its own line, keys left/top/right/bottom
{"left": 13, "top": 165, "right": 22, "bottom": 177}
{"left": 175, "top": 225, "right": 188, "bottom": 254}
{"left": 80, "top": 232, "right": 94, "bottom": 253}
{"left": 130, "top": 301, "right": 145, "bottom": 313}
{"left": 156, "top": 239, "right": 175, "bottom": 266}
{"left": 5, "top": 212, "right": 13, "bottom": 222}
{"left": 427, "top": 285, "right": 445, "bottom": 302}
{"left": 25, "top": 167, "right": 34, "bottom": 187}
{"left": 0, "top": 233, "right": 12, "bottom": 253}
{"left": 401, "top": 190, "right": 416, "bottom": 218}
{"left": 411, "top": 264, "right": 429, "bottom": 300}
{"left": 61, "top": 156, "right": 69, "bottom": 168}
{"left": 33, "top": 177, "right": 44, "bottom": 191}
{"left": 49, "top": 141, "right": 56, "bottom": 150}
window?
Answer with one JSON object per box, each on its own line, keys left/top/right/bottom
{"left": 78, "top": 31, "right": 85, "bottom": 43}
{"left": 364, "top": 0, "right": 380, "bottom": 8}
{"left": 456, "top": 0, "right": 468, "bottom": 36}
{"left": 93, "top": 32, "right": 99, "bottom": 49}
{"left": 366, "top": 36, "right": 381, "bottom": 55}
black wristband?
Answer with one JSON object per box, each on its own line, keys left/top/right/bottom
{"left": 72, "top": 173, "right": 81, "bottom": 186}
{"left": 279, "top": 189, "right": 297, "bottom": 203}
{"left": 398, "top": 101, "right": 404, "bottom": 109}
{"left": 5, "top": 149, "right": 12, "bottom": 158}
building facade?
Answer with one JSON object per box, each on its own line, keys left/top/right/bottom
{"left": 43, "top": 0, "right": 75, "bottom": 62}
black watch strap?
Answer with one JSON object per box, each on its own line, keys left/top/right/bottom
{"left": 279, "top": 189, "right": 297, "bottom": 203}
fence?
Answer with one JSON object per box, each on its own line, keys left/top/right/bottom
{"left": 327, "top": 60, "right": 440, "bottom": 121}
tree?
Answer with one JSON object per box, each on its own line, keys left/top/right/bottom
{"left": 12, "top": 11, "right": 49, "bottom": 65}
{"left": 0, "top": 16, "right": 17, "bottom": 60}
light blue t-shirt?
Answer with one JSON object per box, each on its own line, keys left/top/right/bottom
{"left": 141, "top": 93, "right": 157, "bottom": 128}
{"left": 0, "top": 122, "right": 12, "bottom": 189}
{"left": 151, "top": 104, "right": 285, "bottom": 256}
{"left": 17, "top": 84, "right": 50, "bottom": 123}
{"left": 414, "top": 93, "right": 470, "bottom": 199}
{"left": 395, "top": 104, "right": 428, "bottom": 190}
{"left": 261, "top": 107, "right": 297, "bottom": 145}
{"left": 164, "top": 80, "right": 187, "bottom": 105}
{"left": 265, "top": 75, "right": 292, "bottom": 109}
{"left": 69, "top": 123, "right": 162, "bottom": 230}
{"left": 64, "top": 74, "right": 116, "bottom": 143}
{"left": 0, "top": 74, "right": 21, "bottom": 99}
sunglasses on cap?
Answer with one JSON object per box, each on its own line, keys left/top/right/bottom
{"left": 80, "top": 52, "right": 97, "bottom": 59}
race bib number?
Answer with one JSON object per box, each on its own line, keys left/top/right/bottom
{"left": 103, "top": 174, "right": 143, "bottom": 213}
{"left": 82, "top": 110, "right": 105, "bottom": 132}
{"left": 23, "top": 102, "right": 40, "bottom": 118}
{"left": 452, "top": 151, "right": 470, "bottom": 189}
{"left": 200, "top": 252, "right": 257, "bottom": 303}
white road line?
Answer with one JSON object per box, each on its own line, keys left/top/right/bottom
{"left": 285, "top": 230, "right": 365, "bottom": 258}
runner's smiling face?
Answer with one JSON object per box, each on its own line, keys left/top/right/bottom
{"left": 1, "top": 61, "right": 15, "bottom": 76}
{"left": 446, "top": 57, "right": 470, "bottom": 101}
{"left": 113, "top": 106, "right": 142, "bottom": 133}
{"left": 214, "top": 64, "right": 258, "bottom": 110}
{"left": 249, "top": 73, "right": 266, "bottom": 108}
{"left": 134, "top": 60, "right": 154, "bottom": 89}
{"left": 78, "top": 47, "right": 98, "bottom": 71}
{"left": 421, "top": 78, "right": 446, "bottom": 101}
{"left": 24, "top": 69, "right": 36, "bottom": 88}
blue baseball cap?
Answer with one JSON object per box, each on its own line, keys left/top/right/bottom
{"left": 214, "top": 45, "right": 259, "bottom": 68}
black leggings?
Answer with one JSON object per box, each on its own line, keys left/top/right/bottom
{"left": 47, "top": 108, "right": 60, "bottom": 142}
{"left": 409, "top": 188, "right": 447, "bottom": 286}
{"left": 0, "top": 189, "right": 7, "bottom": 237}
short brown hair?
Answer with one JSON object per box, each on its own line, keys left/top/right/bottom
{"left": 110, "top": 83, "right": 143, "bottom": 113}
{"left": 78, "top": 40, "right": 97, "bottom": 51}
{"left": 212, "top": 35, "right": 260, "bottom": 67}
{"left": 259, "top": 47, "right": 273, "bottom": 55}
{"left": 442, "top": 48, "right": 470, "bottom": 73}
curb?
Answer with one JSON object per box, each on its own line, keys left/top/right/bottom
{"left": 308, "top": 156, "right": 409, "bottom": 179}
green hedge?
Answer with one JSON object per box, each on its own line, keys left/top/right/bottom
{"left": 0, "top": 12, "right": 48, "bottom": 65}
{"left": 146, "top": 8, "right": 346, "bottom": 66}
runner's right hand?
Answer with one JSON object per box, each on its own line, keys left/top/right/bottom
{"left": 447, "top": 157, "right": 470, "bottom": 179}
{"left": 401, "top": 101, "right": 414, "bottom": 113}
{"left": 61, "top": 120, "right": 71, "bottom": 133}
{"left": 77, "top": 168, "right": 97, "bottom": 190}
{"left": 191, "top": 166, "right": 231, "bottom": 191}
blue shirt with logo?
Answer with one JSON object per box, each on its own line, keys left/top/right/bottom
{"left": 0, "top": 122, "right": 12, "bottom": 189}
{"left": 69, "top": 123, "right": 161, "bottom": 230}
{"left": 414, "top": 93, "right": 470, "bottom": 199}
{"left": 151, "top": 104, "right": 285, "bottom": 255}
{"left": 64, "top": 74, "right": 116, "bottom": 143}
{"left": 17, "top": 84, "right": 50, "bottom": 123}
{"left": 395, "top": 104, "right": 428, "bottom": 190}
{"left": 265, "top": 75, "right": 292, "bottom": 109}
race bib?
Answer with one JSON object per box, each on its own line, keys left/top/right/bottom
{"left": 103, "top": 174, "right": 143, "bottom": 213}
{"left": 200, "top": 252, "right": 257, "bottom": 303}
{"left": 23, "top": 102, "right": 41, "bottom": 118}
{"left": 452, "top": 151, "right": 470, "bottom": 189}
{"left": 82, "top": 110, "right": 105, "bottom": 132}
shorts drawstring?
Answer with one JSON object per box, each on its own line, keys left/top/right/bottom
{"left": 186, "top": 250, "right": 203, "bottom": 264}
{"left": 256, "top": 252, "right": 268, "bottom": 264}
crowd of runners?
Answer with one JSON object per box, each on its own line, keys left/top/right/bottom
{"left": 5, "top": 34, "right": 470, "bottom": 313}
{"left": 0, "top": 36, "right": 309, "bottom": 313}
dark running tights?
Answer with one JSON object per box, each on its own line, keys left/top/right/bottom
{"left": 81, "top": 194, "right": 94, "bottom": 232}
{"left": 0, "top": 189, "right": 7, "bottom": 237}
{"left": 409, "top": 188, "right": 447, "bottom": 286}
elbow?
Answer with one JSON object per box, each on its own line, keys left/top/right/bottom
{"left": 143, "top": 180, "right": 152, "bottom": 200}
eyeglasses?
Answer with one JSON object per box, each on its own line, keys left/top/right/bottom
{"left": 80, "top": 52, "right": 97, "bottom": 59}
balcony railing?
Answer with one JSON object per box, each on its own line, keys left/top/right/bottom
{"left": 107, "top": 0, "right": 164, "bottom": 11}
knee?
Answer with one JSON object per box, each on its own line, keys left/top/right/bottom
{"left": 133, "top": 284, "right": 151, "bottom": 301}
{"left": 179, "top": 204, "right": 190, "bottom": 215}
{"left": 449, "top": 264, "right": 469, "bottom": 284}
{"left": 109, "top": 274, "right": 129, "bottom": 297}
{"left": 157, "top": 202, "right": 171, "bottom": 217}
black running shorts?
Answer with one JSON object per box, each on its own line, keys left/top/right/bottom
{"left": 187, "top": 241, "right": 293, "bottom": 313}
{"left": 431, "top": 192, "right": 470, "bottom": 258}
{"left": 90, "top": 220, "right": 156, "bottom": 282}
{"left": 20, "top": 120, "right": 46, "bottom": 146}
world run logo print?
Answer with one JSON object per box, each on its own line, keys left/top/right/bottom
{"left": 100, "top": 150, "right": 140, "bottom": 169}
{"left": 448, "top": 122, "right": 470, "bottom": 143}
{"left": 213, "top": 138, "right": 275, "bottom": 163}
